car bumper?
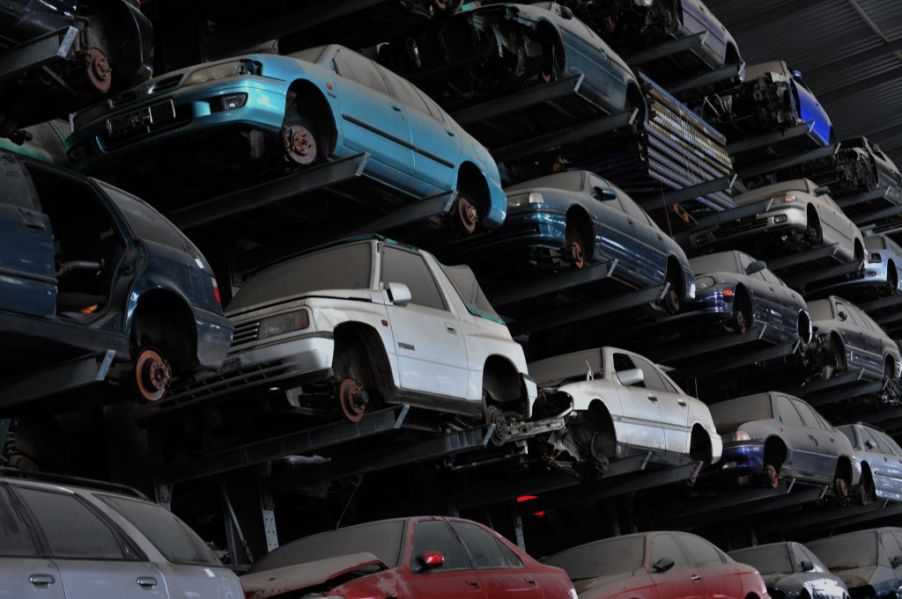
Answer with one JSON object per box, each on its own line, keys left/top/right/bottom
{"left": 690, "top": 207, "right": 806, "bottom": 249}
{"left": 67, "top": 77, "right": 288, "bottom": 167}
{"left": 449, "top": 209, "right": 568, "bottom": 259}
{"left": 717, "top": 441, "right": 765, "bottom": 475}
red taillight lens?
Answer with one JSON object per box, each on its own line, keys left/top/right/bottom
{"left": 212, "top": 278, "right": 222, "bottom": 307}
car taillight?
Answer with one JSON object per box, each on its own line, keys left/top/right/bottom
{"left": 212, "top": 278, "right": 222, "bottom": 307}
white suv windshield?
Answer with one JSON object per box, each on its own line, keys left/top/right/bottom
{"left": 440, "top": 263, "right": 502, "bottom": 323}
{"left": 229, "top": 243, "right": 372, "bottom": 311}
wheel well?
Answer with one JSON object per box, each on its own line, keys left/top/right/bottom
{"left": 806, "top": 205, "right": 821, "bottom": 235}
{"left": 287, "top": 80, "right": 336, "bottom": 157}
{"left": 536, "top": 20, "right": 564, "bottom": 68}
{"left": 333, "top": 322, "right": 393, "bottom": 396}
{"left": 483, "top": 355, "right": 524, "bottom": 409}
{"left": 734, "top": 284, "right": 752, "bottom": 320}
{"left": 889, "top": 260, "right": 898, "bottom": 286}
{"left": 566, "top": 206, "right": 595, "bottom": 257}
{"left": 763, "top": 436, "right": 787, "bottom": 469}
{"left": 854, "top": 239, "right": 864, "bottom": 264}
{"left": 626, "top": 82, "right": 648, "bottom": 123}
{"left": 456, "top": 162, "right": 490, "bottom": 218}
{"left": 725, "top": 43, "right": 740, "bottom": 66}
{"left": 798, "top": 310, "right": 813, "bottom": 344}
{"left": 587, "top": 399, "right": 616, "bottom": 459}
{"left": 689, "top": 424, "right": 712, "bottom": 464}
{"left": 665, "top": 256, "right": 683, "bottom": 295}
{"left": 885, "top": 354, "right": 896, "bottom": 379}
{"left": 835, "top": 455, "right": 853, "bottom": 485}
{"left": 130, "top": 291, "right": 196, "bottom": 371}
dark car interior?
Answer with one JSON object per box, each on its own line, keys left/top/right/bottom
{"left": 27, "top": 166, "right": 126, "bottom": 318}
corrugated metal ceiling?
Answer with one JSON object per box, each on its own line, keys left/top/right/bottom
{"left": 707, "top": 0, "right": 902, "bottom": 162}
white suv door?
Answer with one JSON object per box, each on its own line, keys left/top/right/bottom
{"left": 14, "top": 486, "right": 170, "bottom": 599}
{"left": 380, "top": 246, "right": 469, "bottom": 400}
{"left": 0, "top": 485, "right": 65, "bottom": 599}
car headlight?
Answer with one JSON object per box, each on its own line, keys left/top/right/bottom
{"left": 633, "top": 0, "right": 654, "bottom": 6}
{"left": 687, "top": 281, "right": 696, "bottom": 299}
{"left": 568, "top": 588, "right": 579, "bottom": 599}
{"left": 258, "top": 310, "right": 310, "bottom": 340}
{"left": 695, "top": 276, "right": 716, "bottom": 290}
{"left": 183, "top": 59, "right": 261, "bottom": 86}
{"left": 722, "top": 431, "right": 751, "bottom": 443}
{"left": 869, "top": 252, "right": 882, "bottom": 264}
{"left": 507, "top": 192, "right": 544, "bottom": 208}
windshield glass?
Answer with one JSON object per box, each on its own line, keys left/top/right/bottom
{"left": 808, "top": 533, "right": 877, "bottom": 571}
{"left": 690, "top": 253, "right": 739, "bottom": 276}
{"left": 249, "top": 519, "right": 406, "bottom": 573}
{"left": 807, "top": 299, "right": 835, "bottom": 321}
{"left": 543, "top": 536, "right": 645, "bottom": 580}
{"left": 439, "top": 263, "right": 503, "bottom": 323}
{"left": 506, "top": 171, "right": 584, "bottom": 194}
{"left": 529, "top": 349, "right": 604, "bottom": 387}
{"left": 229, "top": 243, "right": 372, "bottom": 311}
{"left": 730, "top": 546, "right": 792, "bottom": 575}
{"left": 709, "top": 395, "right": 773, "bottom": 433}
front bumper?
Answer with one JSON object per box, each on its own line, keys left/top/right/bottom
{"left": 691, "top": 206, "right": 806, "bottom": 249}
{"left": 716, "top": 441, "right": 765, "bottom": 475}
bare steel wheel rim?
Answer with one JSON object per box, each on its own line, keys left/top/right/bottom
{"left": 282, "top": 124, "right": 318, "bottom": 165}
{"left": 457, "top": 196, "right": 479, "bottom": 234}
{"left": 338, "top": 378, "right": 367, "bottom": 423}
{"left": 84, "top": 47, "right": 112, "bottom": 93}
{"left": 136, "top": 350, "right": 171, "bottom": 402}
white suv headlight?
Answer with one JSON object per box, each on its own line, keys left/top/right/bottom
{"left": 183, "top": 59, "right": 260, "bottom": 86}
{"left": 259, "top": 310, "right": 310, "bottom": 340}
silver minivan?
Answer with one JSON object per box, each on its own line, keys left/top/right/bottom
{"left": 0, "top": 471, "right": 242, "bottom": 598}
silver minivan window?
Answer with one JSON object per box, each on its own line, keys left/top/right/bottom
{"left": 0, "top": 487, "right": 37, "bottom": 556}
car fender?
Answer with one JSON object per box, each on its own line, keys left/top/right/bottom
{"left": 463, "top": 334, "right": 530, "bottom": 402}
{"left": 278, "top": 64, "right": 348, "bottom": 154}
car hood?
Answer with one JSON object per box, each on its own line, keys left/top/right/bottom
{"left": 572, "top": 571, "right": 650, "bottom": 596}
{"left": 241, "top": 552, "right": 387, "bottom": 598}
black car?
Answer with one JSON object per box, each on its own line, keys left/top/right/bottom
{"left": 0, "top": 151, "right": 232, "bottom": 404}
{"left": 0, "top": 0, "right": 153, "bottom": 136}
{"left": 730, "top": 542, "right": 850, "bottom": 599}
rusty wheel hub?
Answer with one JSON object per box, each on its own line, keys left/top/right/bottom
{"left": 457, "top": 196, "right": 479, "bottom": 234}
{"left": 730, "top": 309, "right": 748, "bottom": 335}
{"left": 764, "top": 464, "right": 779, "bottom": 489}
{"left": 563, "top": 240, "right": 586, "bottom": 269}
{"left": 136, "top": 350, "right": 171, "bottom": 402}
{"left": 85, "top": 48, "right": 112, "bottom": 93}
{"left": 835, "top": 477, "right": 850, "bottom": 500}
{"left": 281, "top": 125, "right": 318, "bottom": 165}
{"left": 338, "top": 378, "right": 367, "bottom": 423}
{"left": 663, "top": 288, "right": 680, "bottom": 314}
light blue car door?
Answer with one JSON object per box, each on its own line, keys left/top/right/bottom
{"left": 330, "top": 48, "right": 415, "bottom": 191}
{"left": 378, "top": 67, "right": 460, "bottom": 197}
{"left": 557, "top": 14, "right": 628, "bottom": 110}
{"left": 0, "top": 155, "right": 56, "bottom": 317}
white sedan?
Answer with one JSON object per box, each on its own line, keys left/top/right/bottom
{"left": 529, "top": 347, "right": 722, "bottom": 473}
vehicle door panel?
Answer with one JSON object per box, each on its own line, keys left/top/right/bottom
{"left": 407, "top": 520, "right": 486, "bottom": 599}
{"left": 613, "top": 352, "right": 665, "bottom": 451}
{"left": 449, "top": 521, "right": 542, "bottom": 599}
{"left": 880, "top": 532, "right": 902, "bottom": 591}
{"left": 773, "top": 395, "right": 819, "bottom": 478}
{"left": 793, "top": 400, "right": 841, "bottom": 480}
{"left": 331, "top": 49, "right": 415, "bottom": 190}
{"left": 675, "top": 533, "right": 739, "bottom": 599}
{"left": 0, "top": 486, "right": 66, "bottom": 599}
{"left": 558, "top": 18, "right": 623, "bottom": 106}
{"left": 381, "top": 246, "right": 470, "bottom": 400}
{"left": 0, "top": 158, "right": 56, "bottom": 317}
{"left": 875, "top": 432, "right": 902, "bottom": 500}
{"left": 159, "top": 564, "right": 241, "bottom": 599}
{"left": 648, "top": 533, "right": 704, "bottom": 599}
{"left": 633, "top": 354, "right": 690, "bottom": 456}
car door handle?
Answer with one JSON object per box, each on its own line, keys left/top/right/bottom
{"left": 445, "top": 129, "right": 455, "bottom": 137}
{"left": 390, "top": 104, "right": 403, "bottom": 111}
{"left": 526, "top": 578, "right": 538, "bottom": 586}
{"left": 690, "top": 574, "right": 703, "bottom": 582}
{"left": 678, "top": 400, "right": 688, "bottom": 407}
{"left": 647, "top": 396, "right": 658, "bottom": 402}
{"left": 29, "top": 574, "right": 55, "bottom": 586}
{"left": 446, "top": 325, "right": 457, "bottom": 334}
{"left": 137, "top": 576, "right": 157, "bottom": 588}
{"left": 466, "top": 580, "right": 480, "bottom": 588}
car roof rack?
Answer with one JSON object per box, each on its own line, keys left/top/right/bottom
{"left": 0, "top": 468, "right": 149, "bottom": 500}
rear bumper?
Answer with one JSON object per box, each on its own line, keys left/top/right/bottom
{"left": 717, "top": 441, "right": 765, "bottom": 475}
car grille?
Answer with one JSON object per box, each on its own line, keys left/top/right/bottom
{"left": 714, "top": 216, "right": 768, "bottom": 239}
{"left": 231, "top": 320, "right": 261, "bottom": 347}
{"left": 109, "top": 75, "right": 183, "bottom": 108}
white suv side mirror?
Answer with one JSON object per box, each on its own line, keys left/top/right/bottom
{"left": 386, "top": 282, "right": 412, "bottom": 307}
{"left": 617, "top": 368, "right": 645, "bottom": 386}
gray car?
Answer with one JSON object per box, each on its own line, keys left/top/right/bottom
{"left": 808, "top": 528, "right": 902, "bottom": 599}
{"left": 0, "top": 471, "right": 242, "bottom": 598}
{"left": 822, "top": 235, "right": 902, "bottom": 298}
{"left": 838, "top": 423, "right": 902, "bottom": 505}
{"left": 710, "top": 391, "right": 859, "bottom": 495}
{"left": 689, "top": 179, "right": 865, "bottom": 267}
{"left": 730, "top": 542, "right": 849, "bottom": 599}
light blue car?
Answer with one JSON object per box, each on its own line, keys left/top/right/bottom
{"left": 65, "top": 45, "right": 507, "bottom": 233}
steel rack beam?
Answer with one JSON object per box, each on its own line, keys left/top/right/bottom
{"left": 754, "top": 502, "right": 902, "bottom": 536}
{"left": 490, "top": 260, "right": 616, "bottom": 307}
{"left": 789, "top": 370, "right": 867, "bottom": 398}
{"left": 508, "top": 284, "right": 665, "bottom": 336}
{"left": 650, "top": 485, "right": 824, "bottom": 528}
{"left": 452, "top": 75, "right": 585, "bottom": 126}
{"left": 806, "top": 381, "right": 884, "bottom": 407}
{"left": 0, "top": 350, "right": 115, "bottom": 411}
{"left": 675, "top": 341, "right": 798, "bottom": 378}
{"left": 858, "top": 294, "right": 902, "bottom": 313}
{"left": 156, "top": 405, "right": 409, "bottom": 484}
{"left": 767, "top": 243, "right": 840, "bottom": 271}
{"left": 667, "top": 63, "right": 744, "bottom": 96}
{"left": 859, "top": 406, "right": 902, "bottom": 425}
{"left": 738, "top": 145, "right": 838, "bottom": 180}
{"left": 836, "top": 188, "right": 891, "bottom": 209}
{"left": 877, "top": 309, "right": 902, "bottom": 327}
{"left": 638, "top": 175, "right": 735, "bottom": 211}
{"left": 350, "top": 191, "right": 457, "bottom": 235}
{"left": 519, "top": 464, "right": 695, "bottom": 516}
{"left": 168, "top": 154, "right": 369, "bottom": 229}
{"left": 726, "top": 124, "right": 812, "bottom": 155}
{"left": 268, "top": 426, "right": 491, "bottom": 491}
{"left": 625, "top": 32, "right": 708, "bottom": 66}
{"left": 648, "top": 325, "right": 769, "bottom": 364}
{"left": 492, "top": 109, "right": 637, "bottom": 163}
{"left": 0, "top": 26, "right": 78, "bottom": 83}
{"left": 783, "top": 261, "right": 863, "bottom": 291}
{"left": 674, "top": 198, "right": 774, "bottom": 245}
{"left": 854, "top": 202, "right": 902, "bottom": 226}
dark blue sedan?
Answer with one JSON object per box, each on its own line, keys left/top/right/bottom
{"left": 0, "top": 151, "right": 232, "bottom": 403}
{"left": 448, "top": 170, "right": 696, "bottom": 312}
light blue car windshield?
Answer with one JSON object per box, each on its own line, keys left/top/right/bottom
{"left": 439, "top": 263, "right": 504, "bottom": 324}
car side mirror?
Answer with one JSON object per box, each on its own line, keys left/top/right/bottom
{"left": 559, "top": 5, "right": 574, "bottom": 18}
{"left": 386, "top": 282, "right": 412, "bottom": 307}
{"left": 865, "top": 439, "right": 876, "bottom": 450}
{"left": 800, "top": 560, "right": 814, "bottom": 572}
{"left": 417, "top": 551, "right": 445, "bottom": 570}
{"left": 838, "top": 311, "right": 848, "bottom": 321}
{"left": 617, "top": 368, "right": 645, "bottom": 386}
{"left": 593, "top": 187, "right": 618, "bottom": 201}
{"left": 652, "top": 557, "right": 675, "bottom": 573}
{"left": 814, "top": 185, "right": 831, "bottom": 195}
{"left": 745, "top": 260, "right": 767, "bottom": 275}
{"left": 892, "top": 555, "right": 902, "bottom": 569}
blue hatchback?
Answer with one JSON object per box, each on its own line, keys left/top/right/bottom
{"left": 66, "top": 45, "right": 506, "bottom": 234}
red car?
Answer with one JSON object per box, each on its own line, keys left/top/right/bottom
{"left": 241, "top": 516, "right": 578, "bottom": 599}
{"left": 543, "top": 531, "right": 771, "bottom": 599}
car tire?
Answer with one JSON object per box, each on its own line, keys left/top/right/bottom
{"left": 858, "top": 466, "right": 876, "bottom": 505}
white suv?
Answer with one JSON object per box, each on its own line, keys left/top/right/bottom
{"left": 179, "top": 238, "right": 536, "bottom": 428}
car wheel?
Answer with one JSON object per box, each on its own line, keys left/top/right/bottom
{"left": 762, "top": 463, "right": 780, "bottom": 489}
{"left": 133, "top": 347, "right": 172, "bottom": 402}
{"left": 83, "top": 47, "right": 112, "bottom": 93}
{"left": 661, "top": 267, "right": 682, "bottom": 315}
{"left": 454, "top": 194, "right": 480, "bottom": 234}
{"left": 332, "top": 342, "right": 373, "bottom": 423}
{"left": 280, "top": 114, "right": 320, "bottom": 166}
{"left": 821, "top": 336, "right": 847, "bottom": 379}
{"left": 563, "top": 218, "right": 589, "bottom": 269}
{"left": 834, "top": 475, "right": 850, "bottom": 503}
{"left": 887, "top": 262, "right": 898, "bottom": 295}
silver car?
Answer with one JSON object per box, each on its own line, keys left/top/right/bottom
{"left": 808, "top": 528, "right": 902, "bottom": 599}
{"left": 729, "top": 541, "right": 849, "bottom": 599}
{"left": 690, "top": 178, "right": 865, "bottom": 266}
{"left": 0, "top": 472, "right": 242, "bottom": 598}
{"left": 838, "top": 422, "right": 902, "bottom": 504}
{"left": 822, "top": 235, "right": 902, "bottom": 297}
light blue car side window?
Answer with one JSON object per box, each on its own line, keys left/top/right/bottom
{"left": 334, "top": 49, "right": 390, "bottom": 96}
